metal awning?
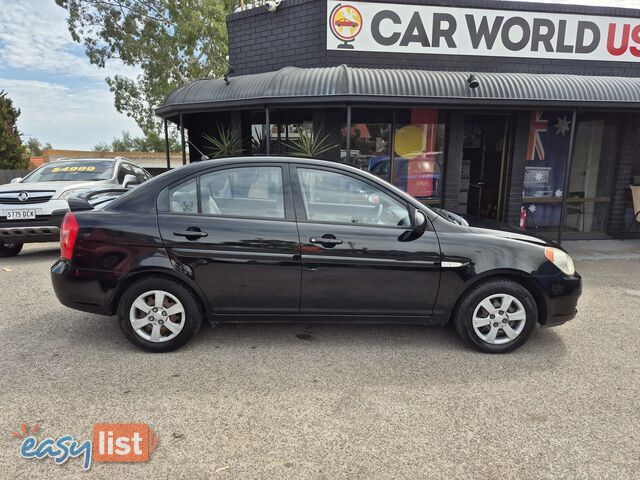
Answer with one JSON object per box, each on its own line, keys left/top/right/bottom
{"left": 156, "top": 65, "right": 640, "bottom": 117}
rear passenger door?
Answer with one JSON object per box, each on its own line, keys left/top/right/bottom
{"left": 157, "top": 163, "right": 301, "bottom": 314}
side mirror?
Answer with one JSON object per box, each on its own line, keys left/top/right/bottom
{"left": 414, "top": 210, "right": 428, "bottom": 234}
{"left": 10, "top": 177, "right": 22, "bottom": 184}
{"left": 122, "top": 174, "right": 139, "bottom": 189}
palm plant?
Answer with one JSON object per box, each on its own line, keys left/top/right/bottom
{"left": 202, "top": 126, "right": 243, "bottom": 158}
{"left": 284, "top": 128, "right": 337, "bottom": 158}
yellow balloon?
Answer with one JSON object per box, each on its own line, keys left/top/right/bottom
{"left": 394, "top": 125, "right": 426, "bottom": 158}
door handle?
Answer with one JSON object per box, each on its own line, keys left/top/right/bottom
{"left": 309, "top": 236, "right": 343, "bottom": 247}
{"left": 174, "top": 228, "right": 208, "bottom": 239}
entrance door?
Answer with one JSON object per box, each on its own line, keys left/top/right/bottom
{"left": 462, "top": 115, "right": 512, "bottom": 220}
{"left": 291, "top": 165, "right": 441, "bottom": 318}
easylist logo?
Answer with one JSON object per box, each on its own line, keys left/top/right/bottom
{"left": 327, "top": 1, "right": 640, "bottom": 62}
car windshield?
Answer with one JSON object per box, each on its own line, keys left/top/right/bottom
{"left": 22, "top": 161, "right": 115, "bottom": 183}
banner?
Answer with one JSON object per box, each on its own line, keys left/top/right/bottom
{"left": 327, "top": 1, "right": 640, "bottom": 62}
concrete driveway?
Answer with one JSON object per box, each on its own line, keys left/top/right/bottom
{"left": 0, "top": 243, "right": 638, "bottom": 479}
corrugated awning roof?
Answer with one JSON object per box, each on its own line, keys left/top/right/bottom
{"left": 156, "top": 65, "right": 640, "bottom": 117}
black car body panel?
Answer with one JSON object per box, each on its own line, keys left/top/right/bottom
{"left": 51, "top": 157, "right": 581, "bottom": 331}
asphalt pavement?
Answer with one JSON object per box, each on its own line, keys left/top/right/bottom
{"left": 0, "top": 242, "right": 638, "bottom": 479}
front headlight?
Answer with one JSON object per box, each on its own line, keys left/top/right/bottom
{"left": 544, "top": 247, "right": 575, "bottom": 275}
{"left": 57, "top": 189, "right": 86, "bottom": 200}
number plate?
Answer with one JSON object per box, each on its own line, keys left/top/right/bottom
{"left": 5, "top": 209, "right": 36, "bottom": 220}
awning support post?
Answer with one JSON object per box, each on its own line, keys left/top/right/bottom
{"left": 265, "top": 106, "right": 271, "bottom": 156}
{"left": 345, "top": 104, "right": 351, "bottom": 163}
{"left": 164, "top": 119, "right": 170, "bottom": 169}
{"left": 180, "top": 112, "right": 186, "bottom": 165}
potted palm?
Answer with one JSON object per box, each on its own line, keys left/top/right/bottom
{"left": 202, "top": 126, "right": 243, "bottom": 158}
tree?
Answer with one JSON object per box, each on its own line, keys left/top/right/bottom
{"left": 25, "top": 137, "right": 53, "bottom": 156}
{"left": 56, "top": 0, "right": 237, "bottom": 135}
{"left": 93, "top": 130, "right": 180, "bottom": 152}
{"left": 0, "top": 90, "right": 29, "bottom": 170}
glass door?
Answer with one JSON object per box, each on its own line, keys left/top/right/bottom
{"left": 463, "top": 114, "right": 512, "bottom": 221}
{"left": 564, "top": 113, "right": 619, "bottom": 237}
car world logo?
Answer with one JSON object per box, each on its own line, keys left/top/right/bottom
{"left": 330, "top": 3, "right": 363, "bottom": 49}
{"left": 12, "top": 422, "right": 158, "bottom": 470}
{"left": 17, "top": 192, "right": 29, "bottom": 202}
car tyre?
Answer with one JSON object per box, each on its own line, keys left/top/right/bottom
{"left": 453, "top": 278, "right": 538, "bottom": 354}
{"left": 118, "top": 277, "right": 202, "bottom": 353}
{"left": 0, "top": 240, "right": 23, "bottom": 257}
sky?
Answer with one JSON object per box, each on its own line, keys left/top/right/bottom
{"left": 0, "top": 0, "right": 142, "bottom": 150}
{"left": 1, "top": 0, "right": 640, "bottom": 151}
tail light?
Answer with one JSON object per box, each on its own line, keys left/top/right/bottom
{"left": 60, "top": 212, "right": 79, "bottom": 261}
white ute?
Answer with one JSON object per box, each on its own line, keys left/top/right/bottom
{"left": 0, "top": 157, "right": 152, "bottom": 257}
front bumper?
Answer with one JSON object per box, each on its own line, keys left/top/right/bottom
{"left": 0, "top": 210, "right": 66, "bottom": 243}
{"left": 537, "top": 272, "right": 582, "bottom": 328}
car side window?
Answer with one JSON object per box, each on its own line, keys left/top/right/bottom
{"left": 169, "top": 178, "right": 197, "bottom": 213}
{"left": 200, "top": 166, "right": 285, "bottom": 219}
{"left": 297, "top": 168, "right": 411, "bottom": 227}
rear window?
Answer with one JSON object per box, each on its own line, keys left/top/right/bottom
{"left": 23, "top": 161, "right": 115, "bottom": 183}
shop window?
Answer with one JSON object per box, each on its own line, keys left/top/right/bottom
{"left": 521, "top": 111, "right": 619, "bottom": 239}
{"left": 244, "top": 110, "right": 267, "bottom": 155}
{"left": 345, "top": 109, "right": 392, "bottom": 176}
{"left": 269, "top": 109, "right": 313, "bottom": 157}
{"left": 393, "top": 109, "right": 445, "bottom": 200}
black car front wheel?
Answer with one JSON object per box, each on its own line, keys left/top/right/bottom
{"left": 0, "top": 240, "right": 23, "bottom": 257}
{"left": 118, "top": 277, "right": 203, "bottom": 353}
{"left": 453, "top": 279, "right": 538, "bottom": 353}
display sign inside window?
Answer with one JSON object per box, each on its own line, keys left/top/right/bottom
{"left": 327, "top": 1, "right": 640, "bottom": 62}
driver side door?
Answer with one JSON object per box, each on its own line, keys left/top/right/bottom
{"left": 291, "top": 165, "right": 441, "bottom": 318}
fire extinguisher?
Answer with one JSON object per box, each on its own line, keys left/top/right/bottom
{"left": 519, "top": 206, "right": 527, "bottom": 230}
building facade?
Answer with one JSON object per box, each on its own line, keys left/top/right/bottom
{"left": 158, "top": 0, "right": 640, "bottom": 243}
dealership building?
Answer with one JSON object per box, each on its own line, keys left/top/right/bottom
{"left": 157, "top": 0, "right": 640, "bottom": 243}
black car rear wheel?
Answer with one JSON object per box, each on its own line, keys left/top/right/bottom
{"left": 0, "top": 240, "right": 23, "bottom": 257}
{"left": 118, "top": 277, "right": 202, "bottom": 352}
{"left": 453, "top": 279, "right": 538, "bottom": 353}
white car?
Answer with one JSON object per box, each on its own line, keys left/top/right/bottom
{"left": 0, "top": 157, "right": 152, "bottom": 257}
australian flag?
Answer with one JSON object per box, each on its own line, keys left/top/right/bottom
{"left": 523, "top": 111, "right": 573, "bottom": 229}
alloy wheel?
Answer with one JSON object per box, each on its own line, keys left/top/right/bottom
{"left": 472, "top": 294, "right": 527, "bottom": 345}
{"left": 129, "top": 290, "right": 185, "bottom": 343}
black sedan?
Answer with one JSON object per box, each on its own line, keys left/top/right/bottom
{"left": 51, "top": 157, "right": 581, "bottom": 353}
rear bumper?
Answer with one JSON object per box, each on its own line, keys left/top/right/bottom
{"left": 0, "top": 211, "right": 66, "bottom": 243}
{"left": 51, "top": 259, "right": 114, "bottom": 315}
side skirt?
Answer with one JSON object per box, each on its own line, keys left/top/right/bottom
{"left": 209, "top": 313, "right": 436, "bottom": 326}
